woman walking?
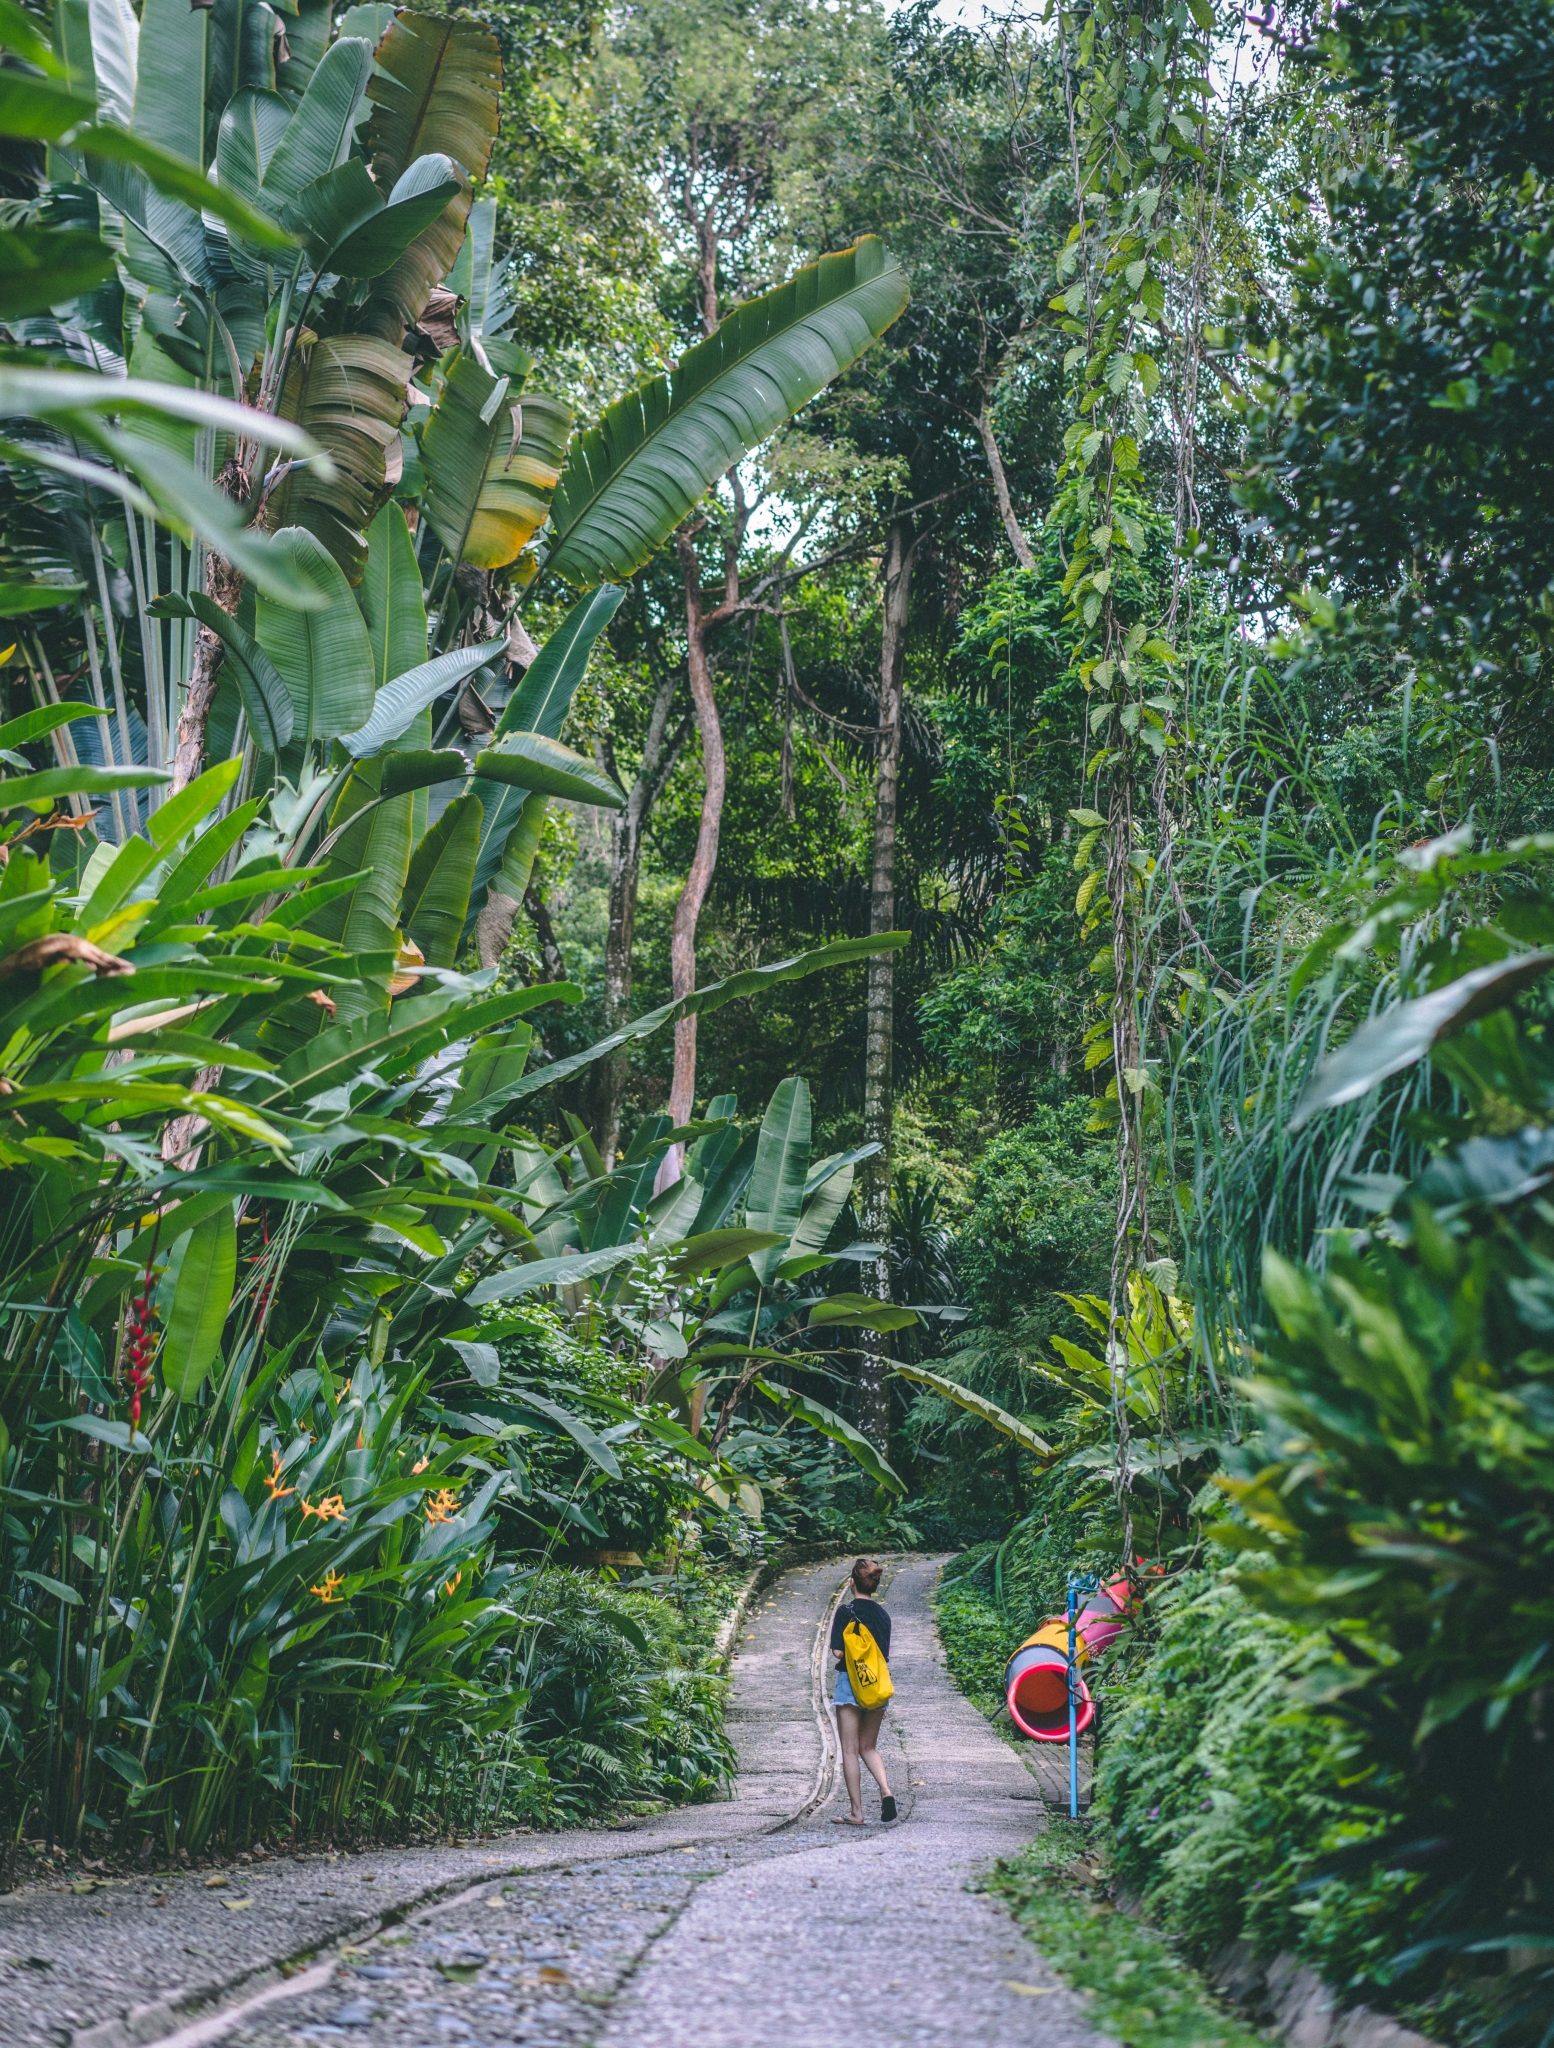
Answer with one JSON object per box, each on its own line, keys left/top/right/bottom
{"left": 831, "top": 1556, "right": 898, "bottom": 1826}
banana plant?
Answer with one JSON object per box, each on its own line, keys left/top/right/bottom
{"left": 8, "top": 0, "right": 910, "bottom": 1004}
{"left": 472, "top": 1076, "right": 915, "bottom": 1495}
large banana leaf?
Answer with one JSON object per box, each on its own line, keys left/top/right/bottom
{"left": 306, "top": 756, "right": 413, "bottom": 1016}
{"left": 419, "top": 349, "right": 508, "bottom": 562}
{"left": 545, "top": 236, "right": 909, "bottom": 588}
{"left": 336, "top": 154, "right": 465, "bottom": 276}
{"left": 358, "top": 13, "right": 499, "bottom": 345}
{"left": 807, "top": 1292, "right": 917, "bottom": 1332}
{"left": 745, "top": 1078, "right": 810, "bottom": 1283}
{"left": 463, "top": 584, "right": 624, "bottom": 922}
{"left": 254, "top": 527, "right": 375, "bottom": 740}
{"left": 485, "top": 792, "right": 546, "bottom": 908}
{"left": 782, "top": 1162, "right": 853, "bottom": 1268}
{"left": 284, "top": 153, "right": 463, "bottom": 279}
{"left": 381, "top": 749, "right": 465, "bottom": 796}
{"left": 260, "top": 35, "right": 374, "bottom": 206}
{"left": 359, "top": 501, "right": 427, "bottom": 688}
{"left": 268, "top": 333, "right": 410, "bottom": 581}
{"left": 754, "top": 1381, "right": 904, "bottom": 1495}
{"left": 181, "top": 595, "right": 295, "bottom": 754}
{"left": 217, "top": 86, "right": 290, "bottom": 209}
{"left": 340, "top": 637, "right": 505, "bottom": 757}
{"left": 473, "top": 732, "right": 624, "bottom": 808}
{"left": 129, "top": 0, "right": 205, "bottom": 168}
{"left": 420, "top": 351, "right": 571, "bottom": 569}
{"left": 400, "top": 793, "right": 480, "bottom": 967}
{"left": 206, "top": 0, "right": 283, "bottom": 156}
{"left": 504, "top": 585, "right": 625, "bottom": 739}
{"left": 467, "top": 390, "right": 571, "bottom": 571}
{"left": 889, "top": 1361, "right": 1054, "bottom": 1459}
{"left": 83, "top": 0, "right": 138, "bottom": 125}
{"left": 688, "top": 1128, "right": 757, "bottom": 1237}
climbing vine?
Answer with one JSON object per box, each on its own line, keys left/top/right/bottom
{"left": 1046, "top": 0, "right": 1220, "bottom": 1515}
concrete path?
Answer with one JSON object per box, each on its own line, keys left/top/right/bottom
{"left": 0, "top": 1557, "right": 1110, "bottom": 2048}
{"left": 598, "top": 1554, "right": 1108, "bottom": 2048}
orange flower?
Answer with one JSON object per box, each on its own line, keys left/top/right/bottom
{"left": 424, "top": 1487, "right": 461, "bottom": 1526}
{"left": 442, "top": 1570, "right": 463, "bottom": 1597}
{"left": 309, "top": 1569, "right": 346, "bottom": 1603}
{"left": 411, "top": 1456, "right": 430, "bottom": 1475}
{"left": 299, "top": 1493, "right": 347, "bottom": 1524}
{"left": 263, "top": 1450, "right": 295, "bottom": 1501}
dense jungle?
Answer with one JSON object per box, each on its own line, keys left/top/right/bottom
{"left": 2, "top": 0, "right": 1553, "bottom": 2037}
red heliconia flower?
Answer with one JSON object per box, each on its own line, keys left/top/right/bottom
{"left": 122, "top": 1276, "right": 157, "bottom": 1433}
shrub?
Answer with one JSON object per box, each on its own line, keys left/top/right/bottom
{"left": 505, "top": 1568, "right": 735, "bottom": 1820}
{"left": 1100, "top": 1565, "right": 1397, "bottom": 1981}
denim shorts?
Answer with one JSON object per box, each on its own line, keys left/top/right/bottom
{"left": 834, "top": 1668, "right": 888, "bottom": 1712}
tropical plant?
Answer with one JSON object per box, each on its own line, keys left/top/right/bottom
{"left": 464, "top": 1071, "right": 919, "bottom": 1495}
{"left": 0, "top": 682, "right": 908, "bottom": 1852}
{"left": 1212, "top": 867, "right": 1554, "bottom": 2038}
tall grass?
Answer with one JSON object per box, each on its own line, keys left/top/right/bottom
{"left": 1142, "top": 643, "right": 1447, "bottom": 1383}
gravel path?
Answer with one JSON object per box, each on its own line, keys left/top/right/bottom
{"left": 0, "top": 1557, "right": 1111, "bottom": 2048}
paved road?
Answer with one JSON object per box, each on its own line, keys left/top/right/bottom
{"left": 0, "top": 1557, "right": 1110, "bottom": 2048}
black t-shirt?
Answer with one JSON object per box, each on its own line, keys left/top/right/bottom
{"left": 832, "top": 1596, "right": 891, "bottom": 1663}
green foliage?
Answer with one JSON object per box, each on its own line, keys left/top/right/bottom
{"left": 940, "top": 1549, "right": 1426, "bottom": 2026}
{"left": 1235, "top": 0, "right": 1554, "bottom": 678}
{"left": 985, "top": 1822, "right": 1274, "bottom": 2048}
{"left": 545, "top": 236, "right": 910, "bottom": 586}
{"left": 508, "top": 1567, "right": 735, "bottom": 1817}
{"left": 933, "top": 1571, "right": 1014, "bottom": 1718}
{"left": 955, "top": 1104, "right": 1116, "bottom": 1330}
{"left": 1100, "top": 1568, "right": 1381, "bottom": 1978}
{"left": 1218, "top": 1090, "right": 1554, "bottom": 2031}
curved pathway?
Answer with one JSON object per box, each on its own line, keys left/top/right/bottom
{"left": 0, "top": 1558, "right": 1110, "bottom": 2048}
{"left": 600, "top": 1554, "right": 1109, "bottom": 2048}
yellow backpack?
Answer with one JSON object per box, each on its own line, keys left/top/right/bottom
{"left": 843, "top": 1617, "right": 895, "bottom": 1708}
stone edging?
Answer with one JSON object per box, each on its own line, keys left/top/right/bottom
{"left": 711, "top": 1563, "right": 768, "bottom": 1665}
{"left": 1211, "top": 1941, "right": 1442, "bottom": 2048}
{"left": 788, "top": 1565, "right": 848, "bottom": 1826}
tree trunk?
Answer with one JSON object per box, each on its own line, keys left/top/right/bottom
{"left": 661, "top": 531, "right": 727, "bottom": 1181}
{"left": 476, "top": 892, "right": 520, "bottom": 969}
{"left": 973, "top": 403, "right": 1036, "bottom": 572}
{"left": 583, "top": 673, "right": 689, "bottom": 1164}
{"left": 169, "top": 545, "right": 243, "bottom": 795}
{"left": 523, "top": 867, "right": 567, "bottom": 987}
{"left": 170, "top": 462, "right": 249, "bottom": 795}
{"left": 858, "top": 514, "right": 916, "bottom": 1445}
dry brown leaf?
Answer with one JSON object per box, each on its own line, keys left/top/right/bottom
{"left": 0, "top": 934, "right": 132, "bottom": 979}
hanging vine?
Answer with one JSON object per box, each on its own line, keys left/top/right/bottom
{"left": 1046, "top": 0, "right": 1220, "bottom": 1528}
